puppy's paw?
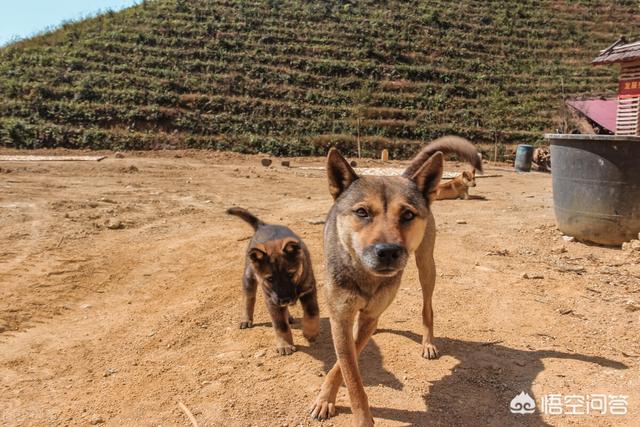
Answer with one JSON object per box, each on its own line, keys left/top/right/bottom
{"left": 275, "top": 343, "right": 296, "bottom": 356}
{"left": 239, "top": 320, "right": 253, "bottom": 329}
{"left": 303, "top": 329, "right": 319, "bottom": 343}
{"left": 309, "top": 397, "right": 336, "bottom": 420}
{"left": 302, "top": 316, "right": 320, "bottom": 343}
{"left": 422, "top": 343, "right": 439, "bottom": 359}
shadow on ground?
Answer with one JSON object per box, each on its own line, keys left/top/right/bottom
{"left": 300, "top": 320, "right": 627, "bottom": 426}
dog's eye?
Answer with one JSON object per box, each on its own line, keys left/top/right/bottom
{"left": 265, "top": 276, "right": 274, "bottom": 284}
{"left": 401, "top": 210, "right": 416, "bottom": 221}
{"left": 287, "top": 272, "right": 295, "bottom": 279}
{"left": 354, "top": 208, "right": 369, "bottom": 218}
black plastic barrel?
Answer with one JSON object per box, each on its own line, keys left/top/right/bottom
{"left": 514, "top": 144, "right": 534, "bottom": 172}
{"left": 545, "top": 134, "right": 640, "bottom": 245}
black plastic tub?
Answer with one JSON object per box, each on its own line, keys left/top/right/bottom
{"left": 545, "top": 134, "right": 640, "bottom": 245}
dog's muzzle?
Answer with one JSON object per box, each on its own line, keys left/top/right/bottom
{"left": 362, "top": 243, "right": 408, "bottom": 275}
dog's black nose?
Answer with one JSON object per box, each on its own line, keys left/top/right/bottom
{"left": 374, "top": 243, "right": 403, "bottom": 261}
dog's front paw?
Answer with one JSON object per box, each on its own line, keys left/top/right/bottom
{"left": 422, "top": 343, "right": 439, "bottom": 359}
{"left": 239, "top": 320, "right": 253, "bottom": 329}
{"left": 275, "top": 343, "right": 296, "bottom": 356}
{"left": 353, "top": 415, "right": 375, "bottom": 427}
{"left": 309, "top": 397, "right": 336, "bottom": 420}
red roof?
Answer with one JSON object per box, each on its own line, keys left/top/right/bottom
{"left": 566, "top": 99, "right": 617, "bottom": 133}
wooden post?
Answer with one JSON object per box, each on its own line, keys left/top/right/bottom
{"left": 357, "top": 117, "right": 361, "bottom": 158}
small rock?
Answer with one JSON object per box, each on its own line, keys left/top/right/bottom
{"left": 522, "top": 273, "right": 544, "bottom": 279}
{"left": 551, "top": 245, "right": 567, "bottom": 254}
{"left": 281, "top": 161, "right": 290, "bottom": 167}
{"left": 80, "top": 304, "right": 92, "bottom": 309}
{"left": 381, "top": 149, "right": 389, "bottom": 161}
{"left": 90, "top": 415, "right": 104, "bottom": 425}
{"left": 562, "top": 235, "right": 575, "bottom": 242}
{"left": 114, "top": 152, "right": 125, "bottom": 159}
{"left": 105, "top": 219, "right": 124, "bottom": 230}
{"left": 556, "top": 263, "right": 586, "bottom": 274}
{"left": 624, "top": 301, "right": 640, "bottom": 312}
{"left": 456, "top": 220, "right": 467, "bottom": 225}
{"left": 119, "top": 165, "right": 138, "bottom": 173}
{"left": 350, "top": 160, "right": 357, "bottom": 167}
{"left": 622, "top": 240, "right": 640, "bottom": 252}
{"left": 515, "top": 360, "right": 526, "bottom": 367}
{"left": 558, "top": 308, "right": 573, "bottom": 315}
{"left": 103, "top": 368, "right": 117, "bottom": 377}
{"left": 307, "top": 219, "right": 325, "bottom": 225}
{"left": 261, "top": 158, "right": 272, "bottom": 167}
{"left": 486, "top": 249, "right": 509, "bottom": 256}
{"left": 254, "top": 349, "right": 267, "bottom": 358}
{"left": 99, "top": 198, "right": 117, "bottom": 204}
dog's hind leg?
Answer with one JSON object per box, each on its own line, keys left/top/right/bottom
{"left": 240, "top": 269, "right": 257, "bottom": 329}
{"left": 415, "top": 211, "right": 439, "bottom": 359}
{"left": 310, "top": 310, "right": 377, "bottom": 424}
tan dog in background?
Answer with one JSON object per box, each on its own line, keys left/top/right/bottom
{"left": 310, "top": 136, "right": 482, "bottom": 425}
{"left": 435, "top": 169, "right": 476, "bottom": 200}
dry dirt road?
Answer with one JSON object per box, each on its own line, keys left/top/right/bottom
{"left": 0, "top": 149, "right": 638, "bottom": 427}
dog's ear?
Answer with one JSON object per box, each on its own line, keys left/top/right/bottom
{"left": 327, "top": 148, "right": 358, "bottom": 200}
{"left": 409, "top": 152, "right": 443, "bottom": 200}
{"left": 248, "top": 247, "right": 266, "bottom": 264}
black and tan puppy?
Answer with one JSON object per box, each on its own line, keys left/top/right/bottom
{"left": 310, "top": 136, "right": 482, "bottom": 425}
{"left": 227, "top": 207, "right": 320, "bottom": 355}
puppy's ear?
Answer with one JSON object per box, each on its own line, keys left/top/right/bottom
{"left": 409, "top": 152, "right": 443, "bottom": 201}
{"left": 327, "top": 148, "right": 358, "bottom": 200}
{"left": 248, "top": 248, "right": 266, "bottom": 264}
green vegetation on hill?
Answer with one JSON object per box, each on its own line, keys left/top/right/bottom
{"left": 1, "top": 0, "right": 638, "bottom": 158}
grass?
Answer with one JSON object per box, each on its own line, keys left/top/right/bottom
{"left": 1, "top": 0, "right": 639, "bottom": 158}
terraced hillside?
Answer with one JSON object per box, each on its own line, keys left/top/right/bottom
{"left": 1, "top": 0, "right": 639, "bottom": 157}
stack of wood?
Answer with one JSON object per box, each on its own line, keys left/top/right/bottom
{"left": 532, "top": 147, "right": 551, "bottom": 172}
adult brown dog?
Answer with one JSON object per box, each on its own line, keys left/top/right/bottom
{"left": 227, "top": 207, "right": 320, "bottom": 355}
{"left": 309, "top": 136, "right": 482, "bottom": 425}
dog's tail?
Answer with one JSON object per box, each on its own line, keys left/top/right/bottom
{"left": 403, "top": 136, "right": 483, "bottom": 178}
{"left": 226, "top": 207, "right": 265, "bottom": 230}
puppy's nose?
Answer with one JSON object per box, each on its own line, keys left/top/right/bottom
{"left": 374, "top": 243, "right": 403, "bottom": 261}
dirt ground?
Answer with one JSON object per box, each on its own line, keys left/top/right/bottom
{"left": 0, "top": 149, "right": 638, "bottom": 427}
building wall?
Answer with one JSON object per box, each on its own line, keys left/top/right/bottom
{"left": 617, "top": 61, "right": 640, "bottom": 135}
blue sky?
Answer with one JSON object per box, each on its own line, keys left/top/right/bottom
{"left": 0, "top": 1, "right": 140, "bottom": 46}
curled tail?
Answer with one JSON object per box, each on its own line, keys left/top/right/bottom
{"left": 226, "top": 207, "right": 265, "bottom": 230}
{"left": 403, "top": 136, "right": 483, "bottom": 178}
